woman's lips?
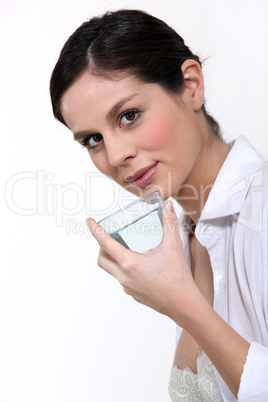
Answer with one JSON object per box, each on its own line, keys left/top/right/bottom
{"left": 126, "top": 162, "right": 160, "bottom": 188}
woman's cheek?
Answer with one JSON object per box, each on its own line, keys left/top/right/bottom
{"left": 143, "top": 120, "right": 165, "bottom": 146}
{"left": 91, "top": 153, "right": 110, "bottom": 175}
{"left": 144, "top": 119, "right": 177, "bottom": 150}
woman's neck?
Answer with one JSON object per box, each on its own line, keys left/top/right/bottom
{"left": 174, "top": 135, "right": 230, "bottom": 224}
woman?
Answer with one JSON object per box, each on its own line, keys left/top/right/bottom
{"left": 50, "top": 9, "right": 268, "bottom": 401}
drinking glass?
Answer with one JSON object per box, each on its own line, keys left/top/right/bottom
{"left": 98, "top": 190, "right": 163, "bottom": 253}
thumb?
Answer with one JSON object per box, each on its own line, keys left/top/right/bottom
{"left": 162, "top": 200, "right": 181, "bottom": 246}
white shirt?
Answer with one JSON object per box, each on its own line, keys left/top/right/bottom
{"left": 176, "top": 136, "right": 268, "bottom": 401}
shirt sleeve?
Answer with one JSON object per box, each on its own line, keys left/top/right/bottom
{"left": 237, "top": 342, "right": 268, "bottom": 401}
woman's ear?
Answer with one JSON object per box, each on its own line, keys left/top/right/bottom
{"left": 180, "top": 59, "right": 204, "bottom": 111}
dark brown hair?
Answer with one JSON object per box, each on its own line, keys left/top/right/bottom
{"left": 50, "top": 9, "right": 221, "bottom": 137}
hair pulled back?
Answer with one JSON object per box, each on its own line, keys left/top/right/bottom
{"left": 50, "top": 9, "right": 221, "bottom": 137}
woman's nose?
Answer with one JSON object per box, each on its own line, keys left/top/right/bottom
{"left": 105, "top": 134, "right": 137, "bottom": 167}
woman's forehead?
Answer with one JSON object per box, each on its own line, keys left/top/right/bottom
{"left": 61, "top": 71, "right": 157, "bottom": 116}
{"left": 60, "top": 72, "right": 152, "bottom": 131}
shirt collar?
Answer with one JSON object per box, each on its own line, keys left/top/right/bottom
{"left": 198, "top": 136, "right": 264, "bottom": 221}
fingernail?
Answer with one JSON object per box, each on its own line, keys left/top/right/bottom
{"left": 86, "top": 218, "right": 92, "bottom": 231}
{"left": 165, "top": 200, "right": 174, "bottom": 212}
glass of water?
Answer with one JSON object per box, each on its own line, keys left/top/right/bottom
{"left": 98, "top": 190, "right": 163, "bottom": 253}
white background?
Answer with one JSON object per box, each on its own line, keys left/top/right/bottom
{"left": 1, "top": 1, "right": 268, "bottom": 401}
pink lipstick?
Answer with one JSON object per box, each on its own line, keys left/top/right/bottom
{"left": 126, "top": 162, "right": 160, "bottom": 188}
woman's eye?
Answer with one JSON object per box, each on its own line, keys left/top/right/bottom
{"left": 82, "top": 134, "right": 103, "bottom": 149}
{"left": 119, "top": 109, "right": 140, "bottom": 127}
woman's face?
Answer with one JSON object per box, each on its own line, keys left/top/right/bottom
{"left": 61, "top": 71, "right": 205, "bottom": 200}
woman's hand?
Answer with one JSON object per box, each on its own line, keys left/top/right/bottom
{"left": 87, "top": 200, "right": 250, "bottom": 397}
{"left": 86, "top": 200, "right": 202, "bottom": 325}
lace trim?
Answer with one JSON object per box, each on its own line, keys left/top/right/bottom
{"left": 169, "top": 351, "right": 224, "bottom": 402}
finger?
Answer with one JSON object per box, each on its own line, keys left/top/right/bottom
{"left": 162, "top": 200, "right": 182, "bottom": 247}
{"left": 97, "top": 247, "right": 121, "bottom": 279}
{"left": 86, "top": 218, "right": 133, "bottom": 262}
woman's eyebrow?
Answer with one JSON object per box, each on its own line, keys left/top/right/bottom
{"left": 107, "top": 93, "right": 138, "bottom": 121}
{"left": 73, "top": 130, "right": 95, "bottom": 142}
{"left": 73, "top": 93, "right": 139, "bottom": 141}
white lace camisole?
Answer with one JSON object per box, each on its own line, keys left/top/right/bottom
{"left": 168, "top": 351, "right": 224, "bottom": 401}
